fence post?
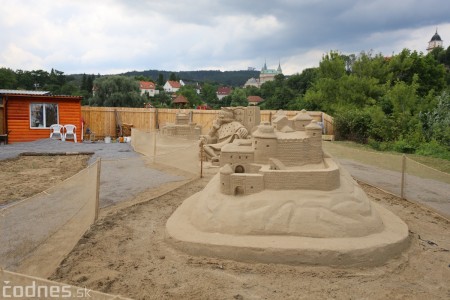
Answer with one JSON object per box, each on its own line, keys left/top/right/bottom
{"left": 152, "top": 131, "right": 157, "bottom": 163}
{"left": 94, "top": 158, "right": 101, "bottom": 221}
{"left": 200, "top": 140, "right": 204, "bottom": 178}
{"left": 155, "top": 108, "right": 159, "bottom": 130}
{"left": 400, "top": 154, "right": 406, "bottom": 199}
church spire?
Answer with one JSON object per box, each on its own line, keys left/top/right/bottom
{"left": 262, "top": 59, "right": 267, "bottom": 71}
{"left": 277, "top": 60, "right": 282, "bottom": 73}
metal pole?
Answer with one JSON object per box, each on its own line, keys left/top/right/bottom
{"left": 200, "top": 141, "right": 204, "bottom": 178}
{"left": 152, "top": 130, "right": 157, "bottom": 163}
{"left": 94, "top": 158, "right": 101, "bottom": 221}
{"left": 400, "top": 154, "right": 406, "bottom": 199}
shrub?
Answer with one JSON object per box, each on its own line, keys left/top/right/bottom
{"left": 392, "top": 139, "right": 416, "bottom": 154}
{"left": 334, "top": 108, "right": 372, "bottom": 143}
{"left": 415, "top": 140, "right": 450, "bottom": 160}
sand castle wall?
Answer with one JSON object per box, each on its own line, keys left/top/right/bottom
{"left": 275, "top": 137, "right": 323, "bottom": 166}
{"left": 261, "top": 159, "right": 340, "bottom": 191}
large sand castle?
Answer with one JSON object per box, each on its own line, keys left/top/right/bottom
{"left": 166, "top": 109, "right": 409, "bottom": 266}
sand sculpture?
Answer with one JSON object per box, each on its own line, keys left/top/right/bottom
{"left": 161, "top": 110, "right": 202, "bottom": 139}
{"left": 201, "top": 106, "right": 260, "bottom": 163}
{"left": 166, "top": 109, "right": 409, "bottom": 266}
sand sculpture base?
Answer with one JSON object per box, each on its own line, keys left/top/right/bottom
{"left": 166, "top": 169, "right": 409, "bottom": 267}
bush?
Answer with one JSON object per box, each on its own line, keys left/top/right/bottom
{"left": 334, "top": 108, "right": 372, "bottom": 143}
{"left": 415, "top": 140, "right": 450, "bottom": 160}
{"left": 367, "top": 138, "right": 381, "bottom": 150}
{"left": 392, "top": 139, "right": 417, "bottom": 154}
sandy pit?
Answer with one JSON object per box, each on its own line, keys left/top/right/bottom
{"left": 0, "top": 155, "right": 89, "bottom": 206}
{"left": 48, "top": 169, "right": 450, "bottom": 300}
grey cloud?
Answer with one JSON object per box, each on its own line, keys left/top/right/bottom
{"left": 0, "top": 0, "right": 449, "bottom": 74}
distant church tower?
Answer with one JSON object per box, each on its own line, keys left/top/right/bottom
{"left": 427, "top": 29, "right": 443, "bottom": 53}
{"left": 259, "top": 60, "right": 283, "bottom": 85}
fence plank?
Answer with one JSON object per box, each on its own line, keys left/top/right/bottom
{"left": 81, "top": 107, "right": 333, "bottom": 140}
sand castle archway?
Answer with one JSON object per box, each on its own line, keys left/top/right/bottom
{"left": 235, "top": 165, "right": 245, "bottom": 173}
{"left": 234, "top": 186, "right": 245, "bottom": 195}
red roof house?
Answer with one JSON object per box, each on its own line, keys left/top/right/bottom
{"left": 139, "top": 81, "right": 158, "bottom": 97}
{"left": 164, "top": 80, "right": 183, "bottom": 93}
{"left": 247, "top": 95, "right": 264, "bottom": 106}
{"left": 216, "top": 86, "right": 232, "bottom": 100}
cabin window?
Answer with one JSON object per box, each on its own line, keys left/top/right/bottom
{"left": 30, "top": 103, "right": 59, "bottom": 128}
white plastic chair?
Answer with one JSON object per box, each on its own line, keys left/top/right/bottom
{"left": 63, "top": 124, "right": 77, "bottom": 143}
{"left": 49, "top": 124, "right": 64, "bottom": 141}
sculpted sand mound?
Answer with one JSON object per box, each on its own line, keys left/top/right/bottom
{"left": 166, "top": 115, "right": 409, "bottom": 266}
{"left": 190, "top": 167, "right": 383, "bottom": 238}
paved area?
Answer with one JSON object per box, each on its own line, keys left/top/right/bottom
{"left": 0, "top": 139, "right": 186, "bottom": 208}
{"left": 337, "top": 159, "right": 450, "bottom": 219}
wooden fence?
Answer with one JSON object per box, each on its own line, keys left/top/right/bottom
{"left": 81, "top": 107, "right": 334, "bottom": 140}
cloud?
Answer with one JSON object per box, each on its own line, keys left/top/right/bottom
{"left": 0, "top": 0, "right": 449, "bottom": 75}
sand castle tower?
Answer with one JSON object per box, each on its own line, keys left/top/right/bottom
{"left": 166, "top": 111, "right": 409, "bottom": 267}
{"left": 253, "top": 122, "right": 278, "bottom": 164}
{"left": 293, "top": 109, "right": 313, "bottom": 131}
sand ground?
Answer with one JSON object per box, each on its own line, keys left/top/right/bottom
{"left": 0, "top": 155, "right": 89, "bottom": 206}
{"left": 1, "top": 146, "right": 449, "bottom": 299}
{"left": 49, "top": 168, "right": 450, "bottom": 300}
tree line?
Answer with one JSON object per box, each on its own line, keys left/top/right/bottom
{"left": 1, "top": 45, "right": 449, "bottom": 158}
{"left": 266, "top": 48, "right": 449, "bottom": 159}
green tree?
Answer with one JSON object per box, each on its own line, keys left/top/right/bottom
{"left": 351, "top": 51, "right": 391, "bottom": 83}
{"left": 91, "top": 76, "right": 144, "bottom": 107}
{"left": 419, "top": 91, "right": 450, "bottom": 146}
{"left": 388, "top": 49, "right": 445, "bottom": 97}
{"left": 157, "top": 73, "right": 165, "bottom": 86}
{"left": 229, "top": 88, "right": 248, "bottom": 107}
{"left": 244, "top": 85, "right": 261, "bottom": 97}
{"left": 286, "top": 68, "right": 318, "bottom": 95}
{"left": 169, "top": 72, "right": 178, "bottom": 81}
{"left": 318, "top": 51, "right": 346, "bottom": 79}
{"left": 30, "top": 69, "right": 50, "bottom": 90}
{"left": 48, "top": 69, "right": 66, "bottom": 86}
{"left": 152, "top": 91, "right": 171, "bottom": 107}
{"left": 0, "top": 67, "right": 17, "bottom": 88}
{"left": 178, "top": 85, "right": 201, "bottom": 107}
{"left": 200, "top": 83, "right": 219, "bottom": 107}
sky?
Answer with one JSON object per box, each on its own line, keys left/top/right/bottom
{"left": 1, "top": 0, "right": 450, "bottom": 76}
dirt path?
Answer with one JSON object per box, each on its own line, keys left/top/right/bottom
{"left": 50, "top": 170, "right": 450, "bottom": 300}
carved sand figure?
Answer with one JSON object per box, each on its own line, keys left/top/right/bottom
{"left": 200, "top": 108, "right": 249, "bottom": 163}
{"left": 167, "top": 110, "right": 410, "bottom": 267}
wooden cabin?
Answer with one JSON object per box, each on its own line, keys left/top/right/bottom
{"left": 0, "top": 90, "right": 82, "bottom": 143}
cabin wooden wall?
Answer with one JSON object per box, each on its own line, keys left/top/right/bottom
{"left": 0, "top": 104, "right": 4, "bottom": 134}
{"left": 6, "top": 96, "right": 82, "bottom": 143}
